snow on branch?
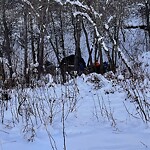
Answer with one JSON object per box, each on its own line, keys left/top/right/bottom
{"left": 63, "top": 0, "right": 133, "bottom": 75}
{"left": 74, "top": 12, "right": 95, "bottom": 26}
{"left": 54, "top": 0, "right": 106, "bottom": 43}
{"left": 55, "top": 0, "right": 89, "bottom": 10}
{"left": 73, "top": 12, "right": 103, "bottom": 45}
{"left": 74, "top": 11, "right": 111, "bottom": 53}
{"left": 118, "top": 48, "right": 133, "bottom": 76}
{"left": 0, "top": 57, "right": 2, "bottom": 63}
{"left": 22, "top": 0, "right": 40, "bottom": 17}
{"left": 56, "top": 0, "right": 102, "bottom": 19}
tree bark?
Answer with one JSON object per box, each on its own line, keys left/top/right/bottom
{"left": 2, "top": 0, "right": 13, "bottom": 84}
{"left": 82, "top": 21, "right": 92, "bottom": 66}
{"left": 73, "top": 14, "right": 82, "bottom": 72}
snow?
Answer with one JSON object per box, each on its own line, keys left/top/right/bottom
{"left": 117, "top": 74, "right": 124, "bottom": 80}
{"left": 104, "top": 24, "right": 109, "bottom": 30}
{"left": 0, "top": 0, "right": 150, "bottom": 149}
{"left": 0, "top": 71, "right": 150, "bottom": 150}
{"left": 139, "top": 51, "right": 150, "bottom": 73}
{"left": 108, "top": 16, "right": 114, "bottom": 23}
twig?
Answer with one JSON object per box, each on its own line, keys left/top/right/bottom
{"left": 123, "top": 102, "right": 140, "bottom": 119}
{"left": 140, "top": 141, "right": 148, "bottom": 148}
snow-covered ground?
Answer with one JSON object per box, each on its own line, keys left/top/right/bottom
{"left": 0, "top": 0, "right": 149, "bottom": 149}
{"left": 0, "top": 68, "right": 150, "bottom": 150}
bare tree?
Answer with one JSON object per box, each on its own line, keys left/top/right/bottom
{"left": 1, "top": 0, "right": 14, "bottom": 86}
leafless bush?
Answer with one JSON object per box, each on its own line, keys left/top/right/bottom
{"left": 118, "top": 65, "right": 150, "bottom": 122}
{"left": 0, "top": 76, "right": 80, "bottom": 150}
{"left": 93, "top": 94, "right": 117, "bottom": 129}
{"left": 86, "top": 73, "right": 106, "bottom": 89}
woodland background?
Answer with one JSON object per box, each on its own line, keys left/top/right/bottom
{"left": 0, "top": 0, "right": 149, "bottom": 87}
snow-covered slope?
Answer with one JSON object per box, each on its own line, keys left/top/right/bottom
{"left": 0, "top": 72, "right": 150, "bottom": 150}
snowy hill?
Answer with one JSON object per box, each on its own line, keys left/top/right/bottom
{"left": 0, "top": 70, "right": 150, "bottom": 150}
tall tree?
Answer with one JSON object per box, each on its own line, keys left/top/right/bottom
{"left": 2, "top": 0, "right": 13, "bottom": 83}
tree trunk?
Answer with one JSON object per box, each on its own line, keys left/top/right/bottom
{"left": 37, "top": 1, "right": 47, "bottom": 79}
{"left": 23, "top": 3, "right": 29, "bottom": 85}
{"left": 29, "top": 15, "right": 36, "bottom": 64}
{"left": 73, "top": 14, "right": 82, "bottom": 72}
{"left": 59, "top": 8, "right": 66, "bottom": 57}
{"left": 2, "top": 0, "right": 13, "bottom": 84}
{"left": 145, "top": 1, "right": 150, "bottom": 42}
{"left": 82, "top": 21, "right": 92, "bottom": 66}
